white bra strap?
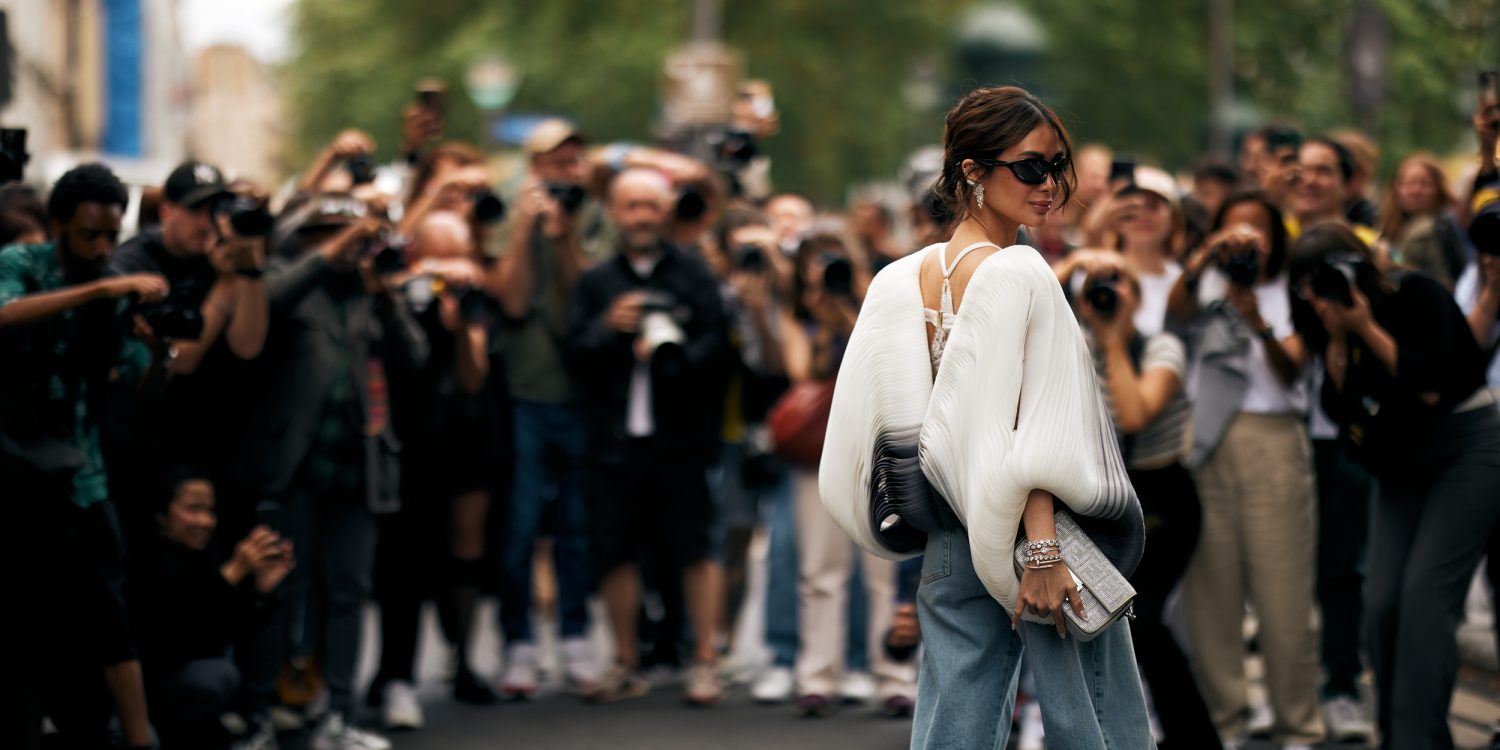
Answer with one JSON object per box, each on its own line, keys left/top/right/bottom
{"left": 939, "top": 241, "right": 1001, "bottom": 278}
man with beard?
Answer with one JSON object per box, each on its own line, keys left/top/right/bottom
{"left": 565, "top": 168, "right": 731, "bottom": 706}
{"left": 0, "top": 163, "right": 170, "bottom": 749}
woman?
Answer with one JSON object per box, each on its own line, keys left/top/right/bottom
{"left": 1291, "top": 223, "right": 1500, "bottom": 750}
{"left": 1377, "top": 153, "right": 1464, "bottom": 289}
{"left": 1079, "top": 262, "right": 1221, "bottom": 749}
{"left": 820, "top": 85, "right": 1152, "bottom": 749}
{"left": 1055, "top": 165, "right": 1184, "bottom": 336}
{"left": 781, "top": 232, "right": 915, "bottom": 717}
{"left": 1166, "top": 191, "right": 1325, "bottom": 749}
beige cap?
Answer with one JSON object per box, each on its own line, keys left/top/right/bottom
{"left": 524, "top": 118, "right": 583, "bottom": 156}
{"left": 1123, "top": 166, "right": 1180, "bottom": 210}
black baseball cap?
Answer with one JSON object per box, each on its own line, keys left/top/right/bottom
{"left": 164, "top": 161, "right": 233, "bottom": 208}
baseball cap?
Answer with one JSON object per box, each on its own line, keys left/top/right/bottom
{"left": 164, "top": 161, "right": 233, "bottom": 208}
{"left": 1119, "top": 166, "right": 1181, "bottom": 210}
{"left": 278, "top": 193, "right": 371, "bottom": 234}
{"left": 523, "top": 118, "right": 583, "bottom": 156}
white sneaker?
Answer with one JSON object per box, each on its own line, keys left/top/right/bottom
{"left": 1281, "top": 745, "right": 1314, "bottom": 750}
{"left": 381, "top": 680, "right": 424, "bottom": 731}
{"left": 1322, "top": 694, "right": 1374, "bottom": 743}
{"left": 1246, "top": 699, "right": 1274, "bottom": 737}
{"left": 230, "top": 720, "right": 278, "bottom": 750}
{"left": 1018, "top": 700, "right": 1045, "bottom": 750}
{"left": 500, "top": 642, "right": 540, "bottom": 700}
{"left": 312, "top": 714, "right": 391, "bottom": 750}
{"left": 304, "top": 687, "right": 330, "bottom": 722}
{"left": 220, "top": 711, "right": 249, "bottom": 737}
{"left": 559, "top": 637, "right": 598, "bottom": 691}
{"left": 267, "top": 705, "right": 304, "bottom": 733}
{"left": 839, "top": 670, "right": 876, "bottom": 704}
{"left": 751, "top": 666, "right": 794, "bottom": 704}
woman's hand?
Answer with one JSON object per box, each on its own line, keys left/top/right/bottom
{"left": 1308, "top": 286, "right": 1373, "bottom": 340}
{"left": 1011, "top": 562, "right": 1087, "bottom": 638}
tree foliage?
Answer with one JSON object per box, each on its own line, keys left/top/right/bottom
{"left": 282, "top": 0, "right": 1499, "bottom": 202}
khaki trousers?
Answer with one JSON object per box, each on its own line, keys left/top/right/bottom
{"left": 792, "top": 468, "right": 917, "bottom": 699}
{"left": 1185, "top": 413, "right": 1325, "bottom": 746}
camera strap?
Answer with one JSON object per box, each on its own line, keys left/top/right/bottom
{"left": 1117, "top": 332, "right": 1147, "bottom": 466}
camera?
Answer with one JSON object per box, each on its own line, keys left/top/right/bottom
{"left": 675, "top": 185, "right": 709, "bottom": 222}
{"left": 822, "top": 255, "right": 853, "bottom": 297}
{"left": 346, "top": 155, "right": 376, "bottom": 186}
{"left": 0, "top": 128, "right": 29, "bottom": 185}
{"left": 712, "top": 128, "right": 758, "bottom": 170}
{"left": 133, "top": 287, "right": 205, "bottom": 341}
{"left": 1216, "top": 236, "right": 1262, "bottom": 287}
{"left": 365, "top": 231, "right": 410, "bottom": 275}
{"left": 1309, "top": 254, "right": 1360, "bottom": 307}
{"left": 546, "top": 183, "right": 587, "bottom": 215}
{"left": 472, "top": 189, "right": 506, "bottom": 225}
{"left": 218, "top": 196, "right": 274, "bottom": 238}
{"left": 1084, "top": 273, "right": 1122, "bottom": 318}
{"left": 733, "top": 244, "right": 766, "bottom": 273}
{"left": 638, "top": 290, "right": 685, "bottom": 357}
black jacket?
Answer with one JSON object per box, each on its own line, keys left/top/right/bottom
{"left": 229, "top": 250, "right": 428, "bottom": 502}
{"left": 564, "top": 243, "right": 730, "bottom": 463}
{"left": 127, "top": 536, "right": 271, "bottom": 677}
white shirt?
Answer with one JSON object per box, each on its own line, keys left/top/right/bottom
{"left": 1455, "top": 262, "right": 1500, "bottom": 388}
{"left": 1197, "top": 268, "right": 1308, "bottom": 415}
{"left": 625, "top": 253, "right": 663, "bottom": 438}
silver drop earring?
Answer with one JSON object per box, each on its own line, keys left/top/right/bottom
{"left": 975, "top": 182, "right": 985, "bottom": 210}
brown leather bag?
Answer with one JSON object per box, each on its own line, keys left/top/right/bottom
{"left": 768, "top": 378, "right": 836, "bottom": 468}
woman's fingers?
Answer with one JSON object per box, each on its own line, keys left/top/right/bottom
{"left": 1010, "top": 599, "right": 1022, "bottom": 631}
{"left": 1052, "top": 606, "right": 1067, "bottom": 638}
{"left": 1069, "top": 581, "right": 1087, "bottom": 620}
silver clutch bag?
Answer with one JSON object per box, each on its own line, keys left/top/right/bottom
{"left": 1012, "top": 509, "right": 1136, "bottom": 641}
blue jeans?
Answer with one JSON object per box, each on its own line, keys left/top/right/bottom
{"left": 498, "top": 400, "right": 591, "bottom": 643}
{"left": 763, "top": 474, "right": 869, "bottom": 670}
{"left": 912, "top": 518, "right": 1156, "bottom": 750}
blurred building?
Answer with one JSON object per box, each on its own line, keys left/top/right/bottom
{"left": 188, "top": 44, "right": 284, "bottom": 187}
{"left": 0, "top": 0, "right": 188, "bottom": 186}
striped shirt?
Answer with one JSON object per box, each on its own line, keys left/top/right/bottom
{"left": 1091, "top": 332, "right": 1191, "bottom": 469}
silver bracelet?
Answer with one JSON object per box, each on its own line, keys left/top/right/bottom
{"left": 1024, "top": 539, "right": 1060, "bottom": 553}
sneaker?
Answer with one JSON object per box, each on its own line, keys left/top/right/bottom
{"left": 559, "top": 637, "right": 599, "bottom": 692}
{"left": 1246, "top": 699, "right": 1274, "bottom": 737}
{"left": 312, "top": 714, "right": 392, "bottom": 750}
{"left": 230, "top": 720, "right": 279, "bottom": 750}
{"left": 500, "top": 642, "right": 540, "bottom": 701}
{"left": 587, "top": 664, "right": 651, "bottom": 704}
{"left": 839, "top": 670, "right": 876, "bottom": 704}
{"left": 221, "top": 711, "right": 249, "bottom": 737}
{"left": 880, "top": 695, "right": 915, "bottom": 718}
{"left": 267, "top": 705, "right": 305, "bottom": 733}
{"left": 684, "top": 663, "right": 726, "bottom": 707}
{"left": 1322, "top": 695, "right": 1373, "bottom": 743}
{"left": 1281, "top": 745, "right": 1314, "bottom": 750}
{"left": 381, "top": 680, "right": 424, "bottom": 731}
{"left": 795, "top": 693, "right": 835, "bottom": 718}
{"left": 304, "top": 687, "right": 330, "bottom": 722}
{"left": 751, "top": 666, "right": 795, "bottom": 704}
{"left": 1018, "top": 700, "right": 1045, "bottom": 750}
{"left": 452, "top": 667, "right": 498, "bottom": 705}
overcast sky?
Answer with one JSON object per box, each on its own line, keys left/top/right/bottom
{"left": 179, "top": 0, "right": 293, "bottom": 62}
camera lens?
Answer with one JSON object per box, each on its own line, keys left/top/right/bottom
{"left": 1084, "top": 276, "right": 1121, "bottom": 318}
{"left": 822, "top": 257, "right": 853, "bottom": 296}
{"left": 546, "top": 183, "right": 587, "bottom": 215}
{"left": 472, "top": 190, "right": 506, "bottom": 225}
{"left": 224, "top": 196, "right": 274, "bottom": 238}
{"left": 734, "top": 244, "right": 766, "bottom": 272}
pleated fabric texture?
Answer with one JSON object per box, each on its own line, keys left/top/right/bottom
{"left": 819, "top": 243, "right": 1144, "bottom": 616}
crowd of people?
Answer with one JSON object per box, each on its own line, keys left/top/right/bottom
{"left": 1, "top": 74, "right": 1498, "bottom": 750}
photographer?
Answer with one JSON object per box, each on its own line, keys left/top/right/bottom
{"left": 367, "top": 211, "right": 502, "bottom": 727}
{"left": 1287, "top": 137, "right": 1379, "bottom": 245}
{"left": 564, "top": 168, "right": 731, "bottom": 706}
{"left": 778, "top": 232, "right": 914, "bottom": 718}
{"left": 0, "top": 164, "right": 167, "bottom": 750}
{"left": 1291, "top": 222, "right": 1500, "bottom": 750}
{"left": 127, "top": 474, "right": 291, "bottom": 748}
{"left": 483, "top": 119, "right": 604, "bottom": 697}
{"left": 230, "top": 194, "right": 427, "bottom": 750}
{"left": 1167, "top": 190, "right": 1325, "bottom": 748}
{"left": 1077, "top": 262, "right": 1220, "bottom": 749}
{"left": 107, "top": 163, "right": 270, "bottom": 539}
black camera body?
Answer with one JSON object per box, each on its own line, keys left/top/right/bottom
{"left": 472, "top": 189, "right": 506, "bottom": 225}
{"left": 822, "top": 256, "right": 853, "bottom": 296}
{"left": 346, "top": 155, "right": 376, "bottom": 186}
{"left": 1310, "top": 255, "right": 1360, "bottom": 307}
{"left": 546, "top": 183, "right": 587, "bottom": 215}
{"left": 0, "top": 128, "right": 29, "bottom": 185}
{"left": 733, "top": 244, "right": 766, "bottom": 273}
{"left": 219, "top": 196, "right": 274, "bottom": 238}
{"left": 1220, "top": 247, "right": 1261, "bottom": 287}
{"left": 365, "top": 232, "right": 410, "bottom": 276}
{"left": 136, "top": 296, "right": 205, "bottom": 341}
{"left": 1084, "top": 273, "right": 1122, "bottom": 318}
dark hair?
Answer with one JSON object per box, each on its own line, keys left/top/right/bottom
{"left": 717, "top": 205, "right": 769, "bottom": 255}
{"left": 0, "top": 183, "right": 46, "bottom": 229}
{"left": 46, "top": 163, "right": 128, "bottom": 224}
{"left": 1193, "top": 160, "right": 1239, "bottom": 186}
{"left": 792, "top": 232, "right": 851, "bottom": 322}
{"left": 1257, "top": 124, "right": 1303, "bottom": 154}
{"left": 1303, "top": 137, "right": 1356, "bottom": 183}
{"left": 1213, "top": 190, "right": 1289, "bottom": 278}
{"left": 1286, "top": 223, "right": 1384, "bottom": 350}
{"left": 937, "top": 86, "right": 1077, "bottom": 224}
{"left": 0, "top": 210, "right": 43, "bottom": 246}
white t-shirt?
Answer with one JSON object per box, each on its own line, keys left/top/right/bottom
{"left": 1454, "top": 262, "right": 1500, "bottom": 388}
{"left": 1067, "top": 261, "right": 1182, "bottom": 337}
{"left": 1196, "top": 268, "right": 1308, "bottom": 415}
